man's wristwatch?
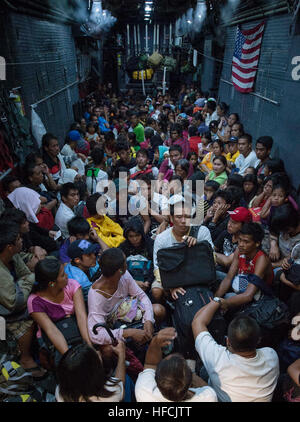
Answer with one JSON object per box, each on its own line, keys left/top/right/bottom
{"left": 213, "top": 297, "right": 222, "bottom": 304}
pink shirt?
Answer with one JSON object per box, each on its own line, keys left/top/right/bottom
{"left": 87, "top": 271, "right": 154, "bottom": 345}
{"left": 27, "top": 278, "right": 81, "bottom": 338}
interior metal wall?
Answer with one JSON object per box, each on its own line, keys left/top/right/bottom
{"left": 0, "top": 12, "right": 81, "bottom": 146}
{"left": 218, "top": 12, "right": 300, "bottom": 187}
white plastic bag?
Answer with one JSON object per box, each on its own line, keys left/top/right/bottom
{"left": 31, "top": 108, "right": 47, "bottom": 148}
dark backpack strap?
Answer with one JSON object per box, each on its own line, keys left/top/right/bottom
{"left": 246, "top": 274, "right": 274, "bottom": 297}
{"left": 189, "top": 225, "right": 200, "bottom": 239}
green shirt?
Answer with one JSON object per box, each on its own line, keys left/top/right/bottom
{"left": 133, "top": 123, "right": 145, "bottom": 144}
{"left": 208, "top": 170, "right": 228, "bottom": 186}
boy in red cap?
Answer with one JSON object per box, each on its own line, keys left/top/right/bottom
{"left": 214, "top": 207, "right": 252, "bottom": 271}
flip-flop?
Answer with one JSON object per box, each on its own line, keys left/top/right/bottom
{"left": 25, "top": 366, "right": 48, "bottom": 379}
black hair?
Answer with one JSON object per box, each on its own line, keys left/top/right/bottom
{"left": 74, "top": 180, "right": 88, "bottom": 202}
{"left": 87, "top": 122, "right": 98, "bottom": 131}
{"left": 99, "top": 248, "right": 125, "bottom": 277}
{"left": 229, "top": 113, "right": 240, "bottom": 123}
{"left": 0, "top": 221, "right": 20, "bottom": 253}
{"left": 169, "top": 144, "right": 183, "bottom": 154}
{"left": 175, "top": 159, "right": 190, "bottom": 176}
{"left": 201, "top": 132, "right": 212, "bottom": 141}
{"left": 61, "top": 183, "right": 78, "bottom": 200}
{"left": 193, "top": 112, "right": 204, "bottom": 122}
{"left": 170, "top": 123, "right": 183, "bottom": 136}
{"left": 265, "top": 158, "right": 285, "bottom": 175}
{"left": 239, "top": 222, "right": 265, "bottom": 243}
{"left": 239, "top": 133, "right": 252, "bottom": 144}
{"left": 188, "top": 125, "right": 199, "bottom": 137}
{"left": 86, "top": 192, "right": 101, "bottom": 216}
{"left": 91, "top": 148, "right": 105, "bottom": 166}
{"left": 212, "top": 155, "right": 227, "bottom": 168}
{"left": 256, "top": 136, "right": 273, "bottom": 150}
{"left": 116, "top": 142, "right": 130, "bottom": 153}
{"left": 180, "top": 119, "right": 189, "bottom": 131}
{"left": 104, "top": 131, "right": 115, "bottom": 142}
{"left": 25, "top": 151, "right": 43, "bottom": 166}
{"left": 243, "top": 175, "right": 258, "bottom": 205}
{"left": 67, "top": 217, "right": 90, "bottom": 237}
{"left": 42, "top": 133, "right": 58, "bottom": 149}
{"left": 227, "top": 173, "right": 244, "bottom": 188}
{"left": 226, "top": 186, "right": 244, "bottom": 209}
{"left": 212, "top": 139, "right": 225, "bottom": 153}
{"left": 155, "top": 354, "right": 192, "bottom": 402}
{"left": 213, "top": 189, "right": 233, "bottom": 205}
{"left": 187, "top": 151, "right": 198, "bottom": 160}
{"left": 128, "top": 132, "right": 138, "bottom": 147}
{"left": 270, "top": 203, "right": 300, "bottom": 233}
{"left": 23, "top": 162, "right": 41, "bottom": 183}
{"left": 33, "top": 257, "right": 62, "bottom": 293}
{"left": 204, "top": 180, "right": 220, "bottom": 191}
{"left": 228, "top": 316, "right": 261, "bottom": 352}
{"left": 270, "top": 173, "right": 290, "bottom": 191}
{"left": 144, "top": 127, "right": 155, "bottom": 140}
{"left": 1, "top": 208, "right": 27, "bottom": 225}
{"left": 136, "top": 148, "right": 149, "bottom": 159}
{"left": 145, "top": 117, "right": 155, "bottom": 126}
{"left": 56, "top": 344, "right": 119, "bottom": 402}
{"left": 1, "top": 175, "right": 21, "bottom": 193}
{"left": 218, "top": 102, "right": 229, "bottom": 114}
{"left": 233, "top": 122, "right": 244, "bottom": 135}
{"left": 272, "top": 182, "right": 289, "bottom": 197}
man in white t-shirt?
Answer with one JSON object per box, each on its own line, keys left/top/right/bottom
{"left": 192, "top": 301, "right": 279, "bottom": 402}
{"left": 234, "top": 134, "right": 260, "bottom": 176}
{"left": 55, "top": 183, "right": 80, "bottom": 239}
{"left": 152, "top": 200, "right": 213, "bottom": 303}
{"left": 135, "top": 327, "right": 217, "bottom": 402}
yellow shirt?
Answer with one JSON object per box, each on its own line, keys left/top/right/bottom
{"left": 226, "top": 151, "right": 240, "bottom": 164}
{"left": 87, "top": 215, "right": 125, "bottom": 248}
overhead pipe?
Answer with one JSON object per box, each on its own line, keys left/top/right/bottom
{"left": 228, "top": 7, "right": 288, "bottom": 27}
{"left": 222, "top": 1, "right": 288, "bottom": 26}
{"left": 225, "top": 0, "right": 287, "bottom": 21}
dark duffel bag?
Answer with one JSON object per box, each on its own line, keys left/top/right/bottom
{"left": 42, "top": 315, "right": 82, "bottom": 353}
{"left": 157, "top": 240, "right": 216, "bottom": 289}
{"left": 171, "top": 286, "right": 227, "bottom": 359}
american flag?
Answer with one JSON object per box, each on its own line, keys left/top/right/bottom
{"left": 232, "top": 21, "right": 265, "bottom": 93}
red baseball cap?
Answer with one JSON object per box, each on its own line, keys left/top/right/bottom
{"left": 228, "top": 207, "right": 252, "bottom": 223}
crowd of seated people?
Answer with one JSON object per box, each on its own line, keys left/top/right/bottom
{"left": 1, "top": 82, "right": 300, "bottom": 403}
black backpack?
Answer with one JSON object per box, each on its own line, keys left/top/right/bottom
{"left": 171, "top": 286, "right": 227, "bottom": 359}
{"left": 157, "top": 237, "right": 216, "bottom": 289}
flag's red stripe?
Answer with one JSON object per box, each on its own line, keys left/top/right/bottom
{"left": 238, "top": 54, "right": 260, "bottom": 64}
{"left": 244, "top": 31, "right": 264, "bottom": 45}
{"left": 232, "top": 81, "right": 254, "bottom": 93}
{"left": 241, "top": 22, "right": 265, "bottom": 36}
{"left": 232, "top": 62, "right": 257, "bottom": 73}
{"left": 242, "top": 44, "right": 262, "bottom": 55}
{"left": 232, "top": 70, "right": 255, "bottom": 84}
